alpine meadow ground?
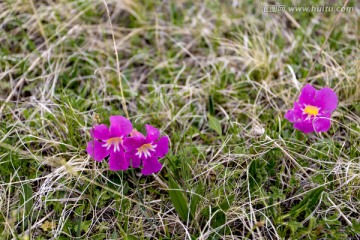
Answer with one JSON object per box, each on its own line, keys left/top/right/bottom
{"left": 0, "top": 0, "right": 360, "bottom": 239}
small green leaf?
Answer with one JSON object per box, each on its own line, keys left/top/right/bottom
{"left": 211, "top": 211, "right": 226, "bottom": 229}
{"left": 209, "top": 195, "right": 235, "bottom": 238}
{"left": 208, "top": 96, "right": 215, "bottom": 116}
{"left": 168, "top": 179, "right": 190, "bottom": 221}
{"left": 290, "top": 187, "right": 324, "bottom": 216}
{"left": 351, "top": 220, "right": 360, "bottom": 234}
{"left": 208, "top": 114, "right": 222, "bottom": 135}
{"left": 21, "top": 183, "right": 33, "bottom": 216}
{"left": 307, "top": 187, "right": 324, "bottom": 209}
{"left": 190, "top": 184, "right": 204, "bottom": 218}
{"left": 286, "top": 221, "right": 303, "bottom": 233}
{"left": 125, "top": 234, "right": 138, "bottom": 240}
{"left": 218, "top": 194, "right": 235, "bottom": 211}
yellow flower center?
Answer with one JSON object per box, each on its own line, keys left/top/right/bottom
{"left": 136, "top": 143, "right": 157, "bottom": 159}
{"left": 102, "top": 137, "right": 123, "bottom": 152}
{"left": 303, "top": 105, "right": 319, "bottom": 118}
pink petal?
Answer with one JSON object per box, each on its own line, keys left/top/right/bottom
{"left": 145, "top": 124, "right": 160, "bottom": 142}
{"left": 155, "top": 136, "right": 169, "bottom": 158}
{"left": 86, "top": 140, "right": 109, "bottom": 161}
{"left": 313, "top": 115, "right": 332, "bottom": 132}
{"left": 299, "top": 84, "right": 317, "bottom": 105}
{"left": 314, "top": 88, "right": 338, "bottom": 112}
{"left": 123, "top": 137, "right": 145, "bottom": 151}
{"left": 125, "top": 151, "right": 141, "bottom": 168}
{"left": 141, "top": 156, "right": 162, "bottom": 175}
{"left": 284, "top": 109, "right": 297, "bottom": 122}
{"left": 109, "top": 151, "right": 128, "bottom": 171}
{"left": 109, "top": 116, "right": 133, "bottom": 137}
{"left": 90, "top": 124, "right": 110, "bottom": 140}
{"left": 285, "top": 102, "right": 304, "bottom": 123}
{"left": 293, "top": 121, "right": 315, "bottom": 134}
{"left": 130, "top": 129, "right": 145, "bottom": 138}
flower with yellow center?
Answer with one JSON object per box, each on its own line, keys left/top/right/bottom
{"left": 285, "top": 84, "right": 338, "bottom": 134}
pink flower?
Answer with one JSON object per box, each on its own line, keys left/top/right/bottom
{"left": 86, "top": 116, "right": 133, "bottom": 171}
{"left": 123, "top": 125, "right": 169, "bottom": 175}
{"left": 285, "top": 84, "right": 338, "bottom": 133}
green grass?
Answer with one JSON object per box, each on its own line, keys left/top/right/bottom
{"left": 1, "top": 0, "right": 359, "bottom": 239}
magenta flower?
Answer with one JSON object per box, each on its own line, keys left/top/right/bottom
{"left": 285, "top": 84, "right": 338, "bottom": 133}
{"left": 123, "top": 125, "right": 169, "bottom": 175}
{"left": 86, "top": 116, "right": 133, "bottom": 171}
